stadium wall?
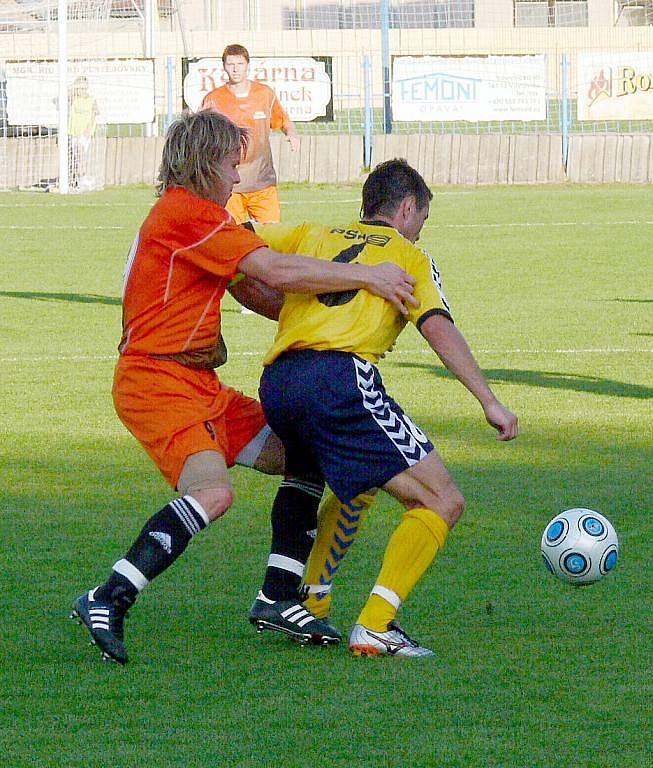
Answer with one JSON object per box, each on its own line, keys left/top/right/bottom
{"left": 4, "top": 134, "right": 653, "bottom": 187}
{"left": 3, "top": 26, "right": 653, "bottom": 116}
{"left": 3, "top": 15, "right": 653, "bottom": 189}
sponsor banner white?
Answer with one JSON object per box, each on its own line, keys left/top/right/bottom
{"left": 5, "top": 59, "right": 155, "bottom": 126}
{"left": 183, "top": 57, "right": 333, "bottom": 122}
{"left": 392, "top": 55, "right": 546, "bottom": 122}
{"left": 578, "top": 52, "right": 653, "bottom": 120}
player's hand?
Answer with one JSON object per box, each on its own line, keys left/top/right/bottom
{"left": 379, "top": 342, "right": 397, "bottom": 359}
{"left": 287, "top": 135, "right": 301, "bottom": 152}
{"left": 483, "top": 399, "right": 518, "bottom": 441}
{"left": 366, "top": 262, "right": 418, "bottom": 317}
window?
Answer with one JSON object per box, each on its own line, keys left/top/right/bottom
{"left": 615, "top": 0, "right": 653, "bottom": 25}
{"left": 284, "top": 1, "right": 475, "bottom": 30}
{"left": 514, "top": 0, "right": 588, "bottom": 27}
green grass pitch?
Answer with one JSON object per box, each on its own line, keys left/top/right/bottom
{"left": 1, "top": 182, "right": 651, "bottom": 767}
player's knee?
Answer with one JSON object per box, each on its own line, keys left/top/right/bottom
{"left": 189, "top": 486, "right": 234, "bottom": 522}
{"left": 421, "top": 484, "right": 464, "bottom": 528}
{"left": 445, "top": 489, "right": 465, "bottom": 527}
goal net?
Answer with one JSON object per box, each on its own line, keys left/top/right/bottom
{"left": 0, "top": 0, "right": 155, "bottom": 192}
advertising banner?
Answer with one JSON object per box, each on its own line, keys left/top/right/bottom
{"left": 578, "top": 52, "right": 653, "bottom": 120}
{"left": 183, "top": 56, "right": 333, "bottom": 122}
{"left": 5, "top": 59, "right": 155, "bottom": 125}
{"left": 392, "top": 55, "right": 546, "bottom": 122}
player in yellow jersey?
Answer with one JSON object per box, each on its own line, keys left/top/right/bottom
{"left": 248, "top": 158, "right": 518, "bottom": 656}
{"left": 68, "top": 76, "right": 99, "bottom": 190}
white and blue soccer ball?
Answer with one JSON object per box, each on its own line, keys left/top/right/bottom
{"left": 541, "top": 508, "right": 619, "bottom": 585}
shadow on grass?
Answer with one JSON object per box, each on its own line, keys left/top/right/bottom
{"left": 610, "top": 298, "right": 652, "bottom": 304}
{"left": 0, "top": 291, "right": 120, "bottom": 305}
{"left": 394, "top": 363, "right": 653, "bottom": 399}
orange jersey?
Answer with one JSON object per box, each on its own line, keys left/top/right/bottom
{"left": 201, "top": 81, "right": 290, "bottom": 192}
{"left": 119, "top": 186, "right": 264, "bottom": 356}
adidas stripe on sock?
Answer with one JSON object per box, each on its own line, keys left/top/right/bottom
{"left": 96, "top": 496, "right": 209, "bottom": 601}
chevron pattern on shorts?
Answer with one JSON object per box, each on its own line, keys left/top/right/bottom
{"left": 353, "top": 357, "right": 429, "bottom": 466}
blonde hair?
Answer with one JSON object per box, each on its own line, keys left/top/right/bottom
{"left": 156, "top": 109, "right": 248, "bottom": 199}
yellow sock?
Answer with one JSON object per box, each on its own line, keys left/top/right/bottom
{"left": 302, "top": 492, "right": 374, "bottom": 618}
{"left": 356, "top": 508, "right": 449, "bottom": 631}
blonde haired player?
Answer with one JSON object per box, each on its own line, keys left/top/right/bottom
{"left": 70, "top": 112, "right": 418, "bottom": 665}
{"left": 249, "top": 159, "right": 518, "bottom": 656}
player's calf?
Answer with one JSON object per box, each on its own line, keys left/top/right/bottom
{"left": 302, "top": 492, "right": 373, "bottom": 619}
{"left": 70, "top": 495, "right": 211, "bottom": 664}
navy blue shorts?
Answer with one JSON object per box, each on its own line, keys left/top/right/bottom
{"left": 259, "top": 350, "right": 434, "bottom": 504}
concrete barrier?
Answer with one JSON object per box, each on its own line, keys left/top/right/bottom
{"left": 0, "top": 137, "right": 58, "bottom": 188}
{"left": 3, "top": 133, "right": 653, "bottom": 190}
{"left": 567, "top": 134, "right": 653, "bottom": 183}
{"left": 271, "top": 134, "right": 364, "bottom": 183}
{"left": 367, "top": 133, "right": 565, "bottom": 184}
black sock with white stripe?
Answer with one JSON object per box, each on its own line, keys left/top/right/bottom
{"left": 262, "top": 478, "right": 325, "bottom": 601}
{"left": 94, "top": 496, "right": 209, "bottom": 603}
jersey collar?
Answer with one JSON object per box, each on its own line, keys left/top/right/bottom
{"left": 360, "top": 219, "right": 395, "bottom": 229}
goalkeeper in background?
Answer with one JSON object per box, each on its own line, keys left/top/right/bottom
{"left": 248, "top": 159, "right": 519, "bottom": 657}
{"left": 68, "top": 76, "right": 98, "bottom": 191}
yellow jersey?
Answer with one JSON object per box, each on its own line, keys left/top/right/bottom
{"left": 69, "top": 95, "right": 97, "bottom": 137}
{"left": 256, "top": 220, "right": 453, "bottom": 365}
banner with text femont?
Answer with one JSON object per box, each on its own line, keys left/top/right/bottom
{"left": 392, "top": 55, "right": 546, "bottom": 122}
{"left": 183, "top": 57, "right": 333, "bottom": 122}
{"left": 577, "top": 52, "right": 653, "bottom": 120}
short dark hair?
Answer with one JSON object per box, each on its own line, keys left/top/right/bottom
{"left": 361, "top": 159, "right": 432, "bottom": 219}
{"left": 222, "top": 44, "right": 250, "bottom": 65}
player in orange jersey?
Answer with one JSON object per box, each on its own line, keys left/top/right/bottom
{"left": 201, "top": 43, "right": 300, "bottom": 226}
{"left": 70, "top": 109, "right": 417, "bottom": 665}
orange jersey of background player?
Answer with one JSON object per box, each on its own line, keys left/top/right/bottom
{"left": 119, "top": 185, "right": 264, "bottom": 356}
{"left": 201, "top": 81, "right": 291, "bottom": 193}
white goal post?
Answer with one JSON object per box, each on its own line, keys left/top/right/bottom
{"left": 0, "top": 0, "right": 156, "bottom": 193}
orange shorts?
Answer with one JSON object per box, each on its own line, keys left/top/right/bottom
{"left": 112, "top": 356, "right": 268, "bottom": 489}
{"left": 226, "top": 185, "right": 281, "bottom": 224}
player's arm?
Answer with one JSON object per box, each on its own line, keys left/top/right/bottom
{"left": 420, "top": 314, "right": 518, "bottom": 441}
{"left": 270, "top": 97, "right": 300, "bottom": 151}
{"left": 228, "top": 275, "right": 283, "bottom": 320}
{"left": 238, "top": 247, "right": 418, "bottom": 317}
{"left": 226, "top": 221, "right": 285, "bottom": 319}
{"left": 283, "top": 121, "right": 300, "bottom": 152}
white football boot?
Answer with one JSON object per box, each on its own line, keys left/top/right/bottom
{"left": 348, "top": 620, "right": 434, "bottom": 657}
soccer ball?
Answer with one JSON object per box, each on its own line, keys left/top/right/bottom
{"left": 541, "top": 508, "right": 619, "bottom": 585}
